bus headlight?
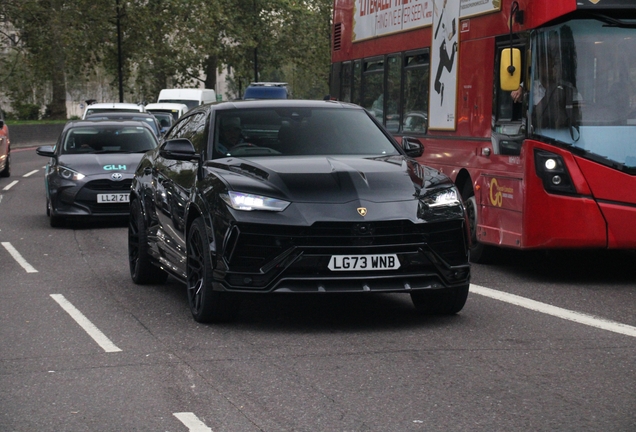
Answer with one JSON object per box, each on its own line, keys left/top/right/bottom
{"left": 534, "top": 150, "right": 576, "bottom": 194}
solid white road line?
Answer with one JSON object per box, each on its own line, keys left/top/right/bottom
{"left": 1, "top": 242, "right": 38, "bottom": 273}
{"left": 3, "top": 180, "right": 18, "bottom": 190}
{"left": 50, "top": 294, "right": 122, "bottom": 353}
{"left": 173, "top": 412, "right": 212, "bottom": 432}
{"left": 23, "top": 170, "right": 40, "bottom": 177}
{"left": 470, "top": 284, "right": 636, "bottom": 338}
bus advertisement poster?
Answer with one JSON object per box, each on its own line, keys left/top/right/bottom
{"left": 429, "top": 0, "right": 460, "bottom": 130}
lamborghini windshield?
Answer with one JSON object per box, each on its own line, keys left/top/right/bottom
{"left": 213, "top": 107, "right": 400, "bottom": 158}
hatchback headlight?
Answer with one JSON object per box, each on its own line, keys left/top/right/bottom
{"left": 56, "top": 166, "right": 85, "bottom": 181}
{"left": 221, "top": 191, "right": 290, "bottom": 212}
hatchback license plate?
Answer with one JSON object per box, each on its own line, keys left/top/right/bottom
{"left": 328, "top": 254, "right": 400, "bottom": 271}
{"left": 97, "top": 193, "right": 129, "bottom": 203}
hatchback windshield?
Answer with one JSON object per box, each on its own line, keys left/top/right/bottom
{"left": 214, "top": 107, "right": 399, "bottom": 158}
{"left": 61, "top": 126, "right": 158, "bottom": 154}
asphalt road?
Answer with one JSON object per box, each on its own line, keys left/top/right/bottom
{"left": 1, "top": 147, "right": 635, "bottom": 432}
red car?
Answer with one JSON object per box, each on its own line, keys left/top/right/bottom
{"left": 0, "top": 109, "right": 9, "bottom": 177}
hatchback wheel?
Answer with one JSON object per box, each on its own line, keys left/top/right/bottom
{"left": 187, "top": 217, "right": 240, "bottom": 323}
{"left": 47, "top": 200, "right": 65, "bottom": 228}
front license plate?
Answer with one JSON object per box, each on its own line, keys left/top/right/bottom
{"left": 97, "top": 193, "right": 130, "bottom": 203}
{"left": 328, "top": 254, "right": 400, "bottom": 271}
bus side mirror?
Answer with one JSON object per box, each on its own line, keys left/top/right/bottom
{"left": 500, "top": 48, "right": 522, "bottom": 91}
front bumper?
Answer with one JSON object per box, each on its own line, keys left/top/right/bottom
{"left": 49, "top": 176, "right": 133, "bottom": 217}
{"left": 213, "top": 219, "right": 470, "bottom": 293}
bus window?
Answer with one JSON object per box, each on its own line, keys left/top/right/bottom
{"left": 330, "top": 62, "right": 342, "bottom": 100}
{"left": 494, "top": 41, "right": 526, "bottom": 124}
{"left": 402, "top": 51, "right": 430, "bottom": 133}
{"left": 385, "top": 55, "right": 402, "bottom": 132}
{"left": 352, "top": 60, "right": 362, "bottom": 105}
{"left": 362, "top": 58, "right": 385, "bottom": 121}
{"left": 340, "top": 62, "right": 352, "bottom": 103}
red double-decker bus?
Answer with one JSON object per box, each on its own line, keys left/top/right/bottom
{"left": 330, "top": 0, "right": 636, "bottom": 262}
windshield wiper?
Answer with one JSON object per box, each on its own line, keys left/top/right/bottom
{"left": 596, "top": 14, "right": 636, "bottom": 29}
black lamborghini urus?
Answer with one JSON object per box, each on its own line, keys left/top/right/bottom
{"left": 128, "top": 99, "right": 470, "bottom": 323}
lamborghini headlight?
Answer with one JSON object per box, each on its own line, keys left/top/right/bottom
{"left": 55, "top": 166, "right": 85, "bottom": 181}
{"left": 221, "top": 191, "right": 290, "bottom": 212}
{"left": 421, "top": 187, "right": 461, "bottom": 209}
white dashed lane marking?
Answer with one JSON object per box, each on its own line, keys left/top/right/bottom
{"left": 2, "top": 180, "right": 18, "bottom": 190}
{"left": 23, "top": 169, "right": 40, "bottom": 177}
{"left": 173, "top": 412, "right": 212, "bottom": 431}
{"left": 471, "top": 284, "right": 636, "bottom": 338}
{"left": 50, "top": 294, "right": 122, "bottom": 353}
{"left": 1, "top": 242, "right": 38, "bottom": 273}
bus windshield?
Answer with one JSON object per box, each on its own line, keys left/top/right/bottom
{"left": 530, "top": 19, "right": 636, "bottom": 169}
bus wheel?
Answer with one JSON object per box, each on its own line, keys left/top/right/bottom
{"left": 462, "top": 183, "right": 496, "bottom": 264}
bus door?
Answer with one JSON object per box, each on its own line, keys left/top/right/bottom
{"left": 478, "top": 35, "right": 530, "bottom": 249}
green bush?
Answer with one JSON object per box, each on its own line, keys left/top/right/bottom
{"left": 10, "top": 102, "right": 41, "bottom": 120}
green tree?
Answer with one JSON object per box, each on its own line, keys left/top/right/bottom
{"left": 0, "top": 0, "right": 333, "bottom": 116}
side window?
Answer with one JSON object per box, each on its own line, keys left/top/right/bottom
{"left": 330, "top": 62, "right": 342, "bottom": 100}
{"left": 352, "top": 60, "right": 362, "bottom": 105}
{"left": 362, "top": 58, "right": 385, "bottom": 122}
{"left": 385, "top": 54, "right": 402, "bottom": 133}
{"left": 402, "top": 50, "right": 430, "bottom": 134}
{"left": 185, "top": 113, "right": 208, "bottom": 154}
{"left": 492, "top": 35, "right": 528, "bottom": 156}
{"left": 165, "top": 115, "right": 192, "bottom": 141}
{"left": 340, "top": 61, "right": 352, "bottom": 103}
{"left": 493, "top": 38, "right": 527, "bottom": 125}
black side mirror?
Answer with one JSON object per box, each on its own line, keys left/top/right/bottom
{"left": 160, "top": 139, "right": 200, "bottom": 161}
{"left": 402, "top": 136, "right": 424, "bottom": 158}
{"left": 36, "top": 145, "right": 56, "bottom": 157}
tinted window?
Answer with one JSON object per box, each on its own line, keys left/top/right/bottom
{"left": 165, "top": 115, "right": 193, "bottom": 140}
{"left": 402, "top": 51, "right": 430, "bottom": 133}
{"left": 214, "top": 107, "right": 399, "bottom": 158}
{"left": 362, "top": 58, "right": 385, "bottom": 121}
{"left": 244, "top": 86, "right": 288, "bottom": 99}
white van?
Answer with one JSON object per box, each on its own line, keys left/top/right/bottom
{"left": 82, "top": 102, "right": 145, "bottom": 119}
{"left": 157, "top": 89, "right": 216, "bottom": 110}
{"left": 144, "top": 102, "right": 189, "bottom": 121}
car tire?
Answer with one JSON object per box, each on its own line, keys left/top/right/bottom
{"left": 410, "top": 285, "right": 469, "bottom": 315}
{"left": 0, "top": 153, "right": 9, "bottom": 177}
{"left": 48, "top": 200, "right": 65, "bottom": 227}
{"left": 187, "top": 217, "right": 240, "bottom": 323}
{"left": 128, "top": 198, "right": 168, "bottom": 284}
{"left": 462, "top": 182, "right": 496, "bottom": 264}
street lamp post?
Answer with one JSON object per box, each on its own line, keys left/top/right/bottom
{"left": 116, "top": 0, "right": 124, "bottom": 103}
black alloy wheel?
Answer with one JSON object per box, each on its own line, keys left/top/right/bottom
{"left": 187, "top": 217, "right": 240, "bottom": 323}
{"left": 128, "top": 198, "right": 168, "bottom": 284}
{"left": 410, "top": 285, "right": 469, "bottom": 315}
{"left": 462, "top": 182, "right": 495, "bottom": 263}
